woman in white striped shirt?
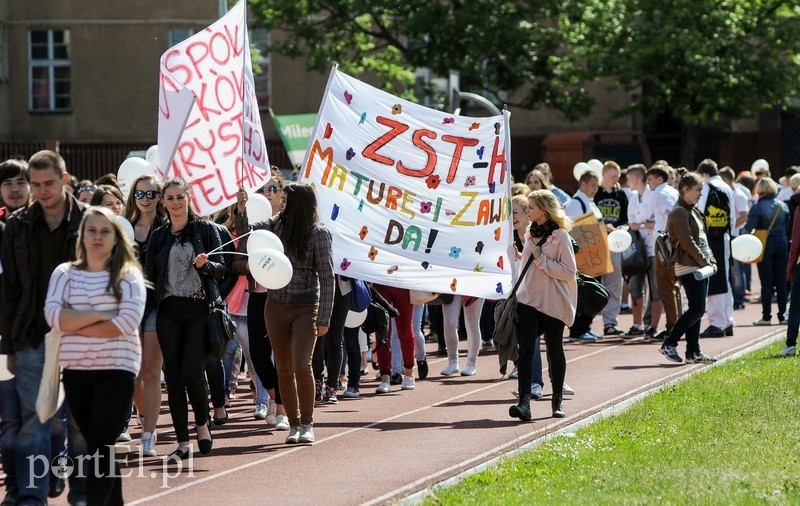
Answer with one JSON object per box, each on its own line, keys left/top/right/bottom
{"left": 44, "top": 206, "right": 146, "bottom": 506}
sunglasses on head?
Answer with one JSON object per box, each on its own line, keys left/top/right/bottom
{"left": 78, "top": 185, "right": 97, "bottom": 193}
{"left": 133, "top": 190, "right": 160, "bottom": 200}
{"left": 256, "top": 185, "right": 280, "bottom": 195}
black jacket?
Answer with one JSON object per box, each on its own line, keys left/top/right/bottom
{"left": 1, "top": 196, "right": 85, "bottom": 353}
{"left": 144, "top": 219, "right": 226, "bottom": 311}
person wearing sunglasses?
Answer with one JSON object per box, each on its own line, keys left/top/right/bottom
{"left": 124, "top": 175, "right": 167, "bottom": 457}
{"left": 76, "top": 183, "right": 97, "bottom": 205}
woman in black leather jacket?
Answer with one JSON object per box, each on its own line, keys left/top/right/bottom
{"left": 144, "top": 178, "right": 224, "bottom": 461}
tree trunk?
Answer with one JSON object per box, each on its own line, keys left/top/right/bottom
{"left": 680, "top": 124, "right": 698, "bottom": 169}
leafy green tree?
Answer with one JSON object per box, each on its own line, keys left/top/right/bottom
{"left": 247, "top": 0, "right": 594, "bottom": 119}
{"left": 567, "top": 0, "right": 800, "bottom": 165}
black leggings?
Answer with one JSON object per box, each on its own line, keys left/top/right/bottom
{"left": 62, "top": 369, "right": 134, "bottom": 506}
{"left": 313, "top": 283, "right": 349, "bottom": 388}
{"left": 157, "top": 297, "right": 210, "bottom": 442}
{"left": 247, "top": 292, "right": 282, "bottom": 405}
{"left": 516, "top": 303, "right": 566, "bottom": 407}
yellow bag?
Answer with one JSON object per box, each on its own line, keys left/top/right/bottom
{"left": 747, "top": 206, "right": 781, "bottom": 264}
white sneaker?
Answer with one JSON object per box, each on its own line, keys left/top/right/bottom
{"left": 778, "top": 345, "right": 796, "bottom": 357}
{"left": 401, "top": 375, "right": 415, "bottom": 390}
{"left": 285, "top": 426, "right": 301, "bottom": 444}
{"left": 531, "top": 383, "right": 543, "bottom": 399}
{"left": 461, "top": 363, "right": 477, "bottom": 376}
{"left": 275, "top": 414, "right": 290, "bottom": 431}
{"left": 265, "top": 402, "right": 277, "bottom": 425}
{"left": 116, "top": 429, "right": 132, "bottom": 443}
{"left": 563, "top": 382, "right": 575, "bottom": 395}
{"left": 754, "top": 318, "right": 773, "bottom": 326}
{"left": 508, "top": 367, "right": 518, "bottom": 379}
{"left": 298, "top": 423, "right": 315, "bottom": 444}
{"left": 375, "top": 381, "right": 391, "bottom": 394}
{"left": 440, "top": 362, "right": 460, "bottom": 376}
{"left": 140, "top": 431, "right": 157, "bottom": 457}
{"left": 253, "top": 403, "right": 268, "bottom": 420}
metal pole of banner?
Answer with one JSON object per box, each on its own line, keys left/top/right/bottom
{"left": 219, "top": 0, "right": 228, "bottom": 18}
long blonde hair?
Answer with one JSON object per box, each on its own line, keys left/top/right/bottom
{"left": 528, "top": 189, "right": 572, "bottom": 231}
{"left": 74, "top": 206, "right": 140, "bottom": 301}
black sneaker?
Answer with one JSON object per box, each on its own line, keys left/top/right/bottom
{"left": 649, "top": 329, "right": 668, "bottom": 342}
{"left": 645, "top": 326, "right": 658, "bottom": 339}
{"left": 604, "top": 325, "right": 624, "bottom": 336}
{"left": 685, "top": 352, "right": 716, "bottom": 364}
{"left": 390, "top": 372, "right": 403, "bottom": 385}
{"left": 658, "top": 345, "right": 683, "bottom": 363}
{"left": 625, "top": 326, "right": 646, "bottom": 338}
{"left": 699, "top": 325, "right": 724, "bottom": 338}
{"left": 416, "top": 359, "right": 429, "bottom": 380}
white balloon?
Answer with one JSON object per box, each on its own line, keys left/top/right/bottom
{"left": 145, "top": 145, "right": 159, "bottom": 169}
{"left": 731, "top": 234, "right": 764, "bottom": 263}
{"left": 117, "top": 157, "right": 154, "bottom": 200}
{"left": 573, "top": 162, "right": 593, "bottom": 181}
{"left": 248, "top": 248, "right": 293, "bottom": 289}
{"left": 587, "top": 159, "right": 604, "bottom": 172}
{"left": 245, "top": 193, "right": 273, "bottom": 223}
{"left": 608, "top": 229, "right": 633, "bottom": 253}
{"left": 751, "top": 158, "right": 769, "bottom": 172}
{"left": 344, "top": 309, "right": 368, "bottom": 328}
{"left": 117, "top": 216, "right": 135, "bottom": 244}
{"left": 246, "top": 229, "right": 284, "bottom": 254}
{"left": 0, "top": 355, "right": 14, "bottom": 381}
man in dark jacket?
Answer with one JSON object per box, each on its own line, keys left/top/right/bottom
{"left": 1, "top": 150, "right": 85, "bottom": 505}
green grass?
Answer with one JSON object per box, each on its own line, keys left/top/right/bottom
{"left": 424, "top": 342, "right": 800, "bottom": 505}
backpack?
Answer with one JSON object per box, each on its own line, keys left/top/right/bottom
{"left": 654, "top": 231, "right": 674, "bottom": 270}
{"left": 620, "top": 230, "right": 649, "bottom": 280}
{"left": 704, "top": 184, "right": 730, "bottom": 238}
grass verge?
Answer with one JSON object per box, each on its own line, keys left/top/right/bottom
{"left": 424, "top": 342, "right": 800, "bottom": 505}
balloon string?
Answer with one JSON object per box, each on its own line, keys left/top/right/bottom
{"left": 208, "top": 229, "right": 253, "bottom": 254}
{"left": 212, "top": 251, "right": 250, "bottom": 257}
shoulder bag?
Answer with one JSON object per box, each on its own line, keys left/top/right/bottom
{"left": 492, "top": 237, "right": 543, "bottom": 346}
{"left": 749, "top": 206, "right": 781, "bottom": 264}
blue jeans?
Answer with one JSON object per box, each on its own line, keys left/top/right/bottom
{"left": 731, "top": 258, "right": 746, "bottom": 305}
{"left": 12, "top": 343, "right": 52, "bottom": 505}
{"left": 786, "top": 271, "right": 800, "bottom": 347}
{"left": 665, "top": 273, "right": 708, "bottom": 357}
{"left": 0, "top": 378, "right": 20, "bottom": 502}
{"left": 756, "top": 235, "right": 788, "bottom": 320}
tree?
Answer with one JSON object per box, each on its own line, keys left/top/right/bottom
{"left": 568, "top": 0, "right": 800, "bottom": 166}
{"left": 247, "top": 0, "right": 595, "bottom": 120}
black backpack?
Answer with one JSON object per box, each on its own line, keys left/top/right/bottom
{"left": 620, "top": 230, "right": 649, "bottom": 280}
{"left": 704, "top": 184, "right": 730, "bottom": 238}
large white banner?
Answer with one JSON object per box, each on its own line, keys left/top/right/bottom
{"left": 299, "top": 68, "right": 514, "bottom": 299}
{"left": 157, "top": 1, "right": 270, "bottom": 216}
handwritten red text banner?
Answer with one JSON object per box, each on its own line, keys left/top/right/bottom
{"left": 157, "top": 1, "right": 269, "bottom": 216}
{"left": 299, "top": 68, "right": 514, "bottom": 299}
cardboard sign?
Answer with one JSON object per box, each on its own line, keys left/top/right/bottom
{"left": 298, "top": 68, "right": 514, "bottom": 299}
{"left": 157, "top": 1, "right": 270, "bottom": 216}
{"left": 569, "top": 213, "right": 613, "bottom": 277}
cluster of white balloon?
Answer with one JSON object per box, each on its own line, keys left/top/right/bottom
{"left": 573, "top": 159, "right": 605, "bottom": 181}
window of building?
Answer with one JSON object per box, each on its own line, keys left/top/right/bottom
{"left": 168, "top": 28, "right": 195, "bottom": 47}
{"left": 250, "top": 28, "right": 271, "bottom": 111}
{"left": 29, "top": 30, "right": 71, "bottom": 112}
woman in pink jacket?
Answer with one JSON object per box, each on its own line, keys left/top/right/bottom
{"left": 509, "top": 190, "right": 577, "bottom": 421}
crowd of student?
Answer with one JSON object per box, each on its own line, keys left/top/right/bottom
{"left": 0, "top": 151, "right": 796, "bottom": 505}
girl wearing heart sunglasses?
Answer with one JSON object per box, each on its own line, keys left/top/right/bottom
{"left": 124, "top": 174, "right": 167, "bottom": 456}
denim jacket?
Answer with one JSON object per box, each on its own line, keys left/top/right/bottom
{"left": 744, "top": 194, "right": 789, "bottom": 238}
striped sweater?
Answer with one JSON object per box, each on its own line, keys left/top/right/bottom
{"left": 44, "top": 263, "right": 146, "bottom": 376}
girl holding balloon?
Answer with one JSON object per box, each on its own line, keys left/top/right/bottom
{"left": 144, "top": 178, "right": 224, "bottom": 460}
{"left": 236, "top": 183, "right": 335, "bottom": 445}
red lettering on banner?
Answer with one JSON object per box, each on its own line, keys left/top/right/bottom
{"left": 195, "top": 83, "right": 222, "bottom": 121}
{"left": 163, "top": 49, "right": 193, "bottom": 85}
{"left": 362, "top": 116, "right": 409, "bottom": 166}
{"left": 385, "top": 186, "right": 402, "bottom": 210}
{"left": 194, "top": 130, "right": 218, "bottom": 166}
{"left": 397, "top": 129, "right": 437, "bottom": 178}
{"left": 213, "top": 71, "right": 237, "bottom": 112}
{"left": 173, "top": 141, "right": 204, "bottom": 178}
{"left": 305, "top": 139, "right": 334, "bottom": 180}
{"left": 214, "top": 167, "right": 239, "bottom": 200}
{"left": 441, "top": 135, "right": 479, "bottom": 183}
{"left": 222, "top": 25, "right": 244, "bottom": 58}
{"left": 185, "top": 41, "right": 210, "bottom": 81}
{"left": 209, "top": 31, "right": 231, "bottom": 65}
{"left": 489, "top": 136, "right": 506, "bottom": 184}
{"left": 218, "top": 119, "right": 241, "bottom": 156}
{"left": 243, "top": 125, "right": 264, "bottom": 162}
{"left": 190, "top": 173, "right": 223, "bottom": 209}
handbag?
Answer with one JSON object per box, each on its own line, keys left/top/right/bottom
{"left": 749, "top": 206, "right": 782, "bottom": 264}
{"left": 207, "top": 304, "right": 237, "bottom": 359}
{"left": 350, "top": 279, "right": 373, "bottom": 312}
{"left": 36, "top": 328, "right": 66, "bottom": 423}
{"left": 576, "top": 273, "right": 610, "bottom": 318}
{"left": 492, "top": 248, "right": 537, "bottom": 346}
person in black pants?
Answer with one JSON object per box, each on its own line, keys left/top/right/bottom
{"left": 313, "top": 278, "right": 350, "bottom": 403}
